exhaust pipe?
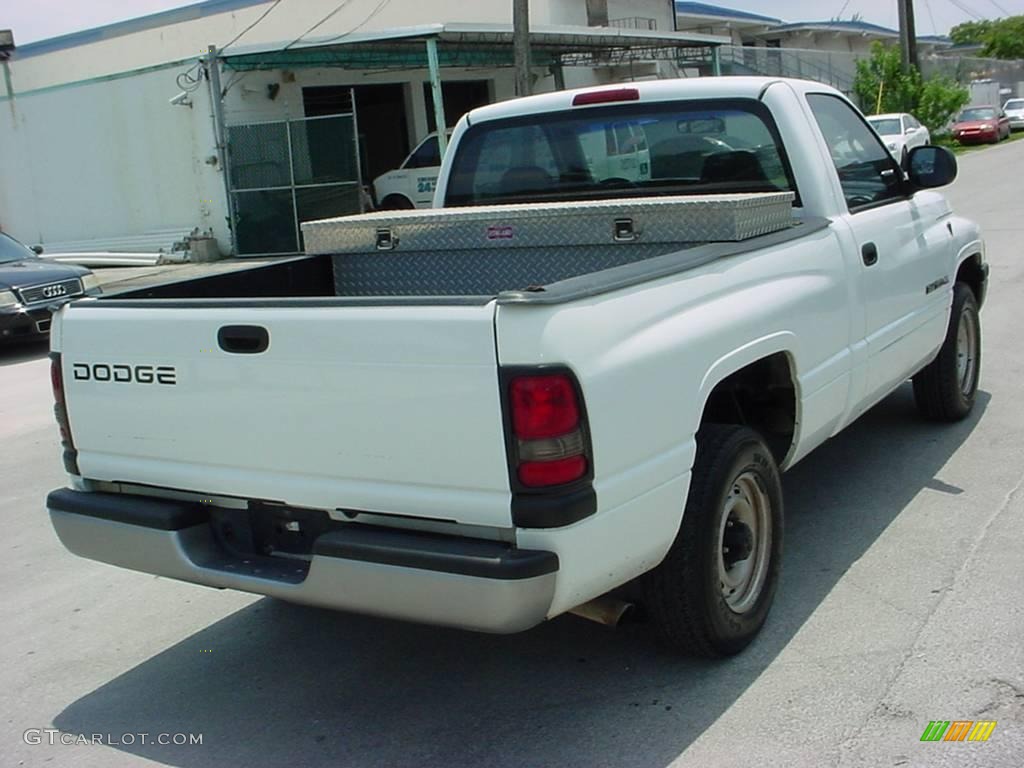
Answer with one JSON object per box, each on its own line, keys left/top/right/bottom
{"left": 569, "top": 595, "right": 634, "bottom": 627}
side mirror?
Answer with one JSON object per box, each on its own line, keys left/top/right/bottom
{"left": 907, "top": 145, "right": 957, "bottom": 189}
{"left": 31, "top": 245, "right": 44, "bottom": 255}
{"left": 905, "top": 126, "right": 916, "bottom": 134}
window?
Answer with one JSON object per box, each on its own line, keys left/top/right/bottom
{"left": 445, "top": 99, "right": 797, "bottom": 207}
{"left": 958, "top": 107, "right": 996, "bottom": 121}
{"left": 807, "top": 94, "right": 904, "bottom": 211}
{"left": 403, "top": 136, "right": 440, "bottom": 169}
{"left": 0, "top": 233, "right": 36, "bottom": 264}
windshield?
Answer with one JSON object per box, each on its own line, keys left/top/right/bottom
{"left": 0, "top": 233, "right": 36, "bottom": 264}
{"left": 1004, "top": 100, "right": 1024, "bottom": 111}
{"left": 868, "top": 118, "right": 901, "bottom": 135}
{"left": 958, "top": 108, "right": 996, "bottom": 121}
{"left": 445, "top": 99, "right": 797, "bottom": 207}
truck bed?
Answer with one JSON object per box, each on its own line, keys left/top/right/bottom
{"left": 104, "top": 220, "right": 825, "bottom": 307}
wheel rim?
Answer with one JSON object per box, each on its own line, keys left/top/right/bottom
{"left": 717, "top": 470, "right": 772, "bottom": 614}
{"left": 955, "top": 308, "right": 978, "bottom": 397}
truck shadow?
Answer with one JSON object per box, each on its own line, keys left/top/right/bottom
{"left": 53, "top": 385, "right": 990, "bottom": 768}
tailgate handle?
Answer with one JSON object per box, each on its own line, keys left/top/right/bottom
{"left": 218, "top": 325, "right": 269, "bottom": 354}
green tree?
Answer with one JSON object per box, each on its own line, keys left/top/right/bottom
{"left": 916, "top": 76, "right": 970, "bottom": 134}
{"left": 949, "top": 19, "right": 993, "bottom": 46}
{"left": 950, "top": 15, "right": 1024, "bottom": 59}
{"left": 853, "top": 42, "right": 969, "bottom": 134}
{"left": 853, "top": 42, "right": 921, "bottom": 114}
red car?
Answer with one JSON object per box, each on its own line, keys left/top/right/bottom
{"left": 952, "top": 106, "right": 1011, "bottom": 144}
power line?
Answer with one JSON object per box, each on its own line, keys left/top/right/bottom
{"left": 283, "top": 0, "right": 359, "bottom": 51}
{"left": 832, "top": 0, "right": 852, "bottom": 20}
{"left": 922, "top": 0, "right": 939, "bottom": 34}
{"left": 946, "top": 0, "right": 985, "bottom": 20}
{"left": 221, "top": 0, "right": 285, "bottom": 51}
{"left": 984, "top": 0, "right": 1010, "bottom": 16}
{"left": 303, "top": 0, "right": 395, "bottom": 47}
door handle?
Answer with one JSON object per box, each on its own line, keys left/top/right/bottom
{"left": 217, "top": 325, "right": 270, "bottom": 354}
{"left": 861, "top": 242, "right": 878, "bottom": 267}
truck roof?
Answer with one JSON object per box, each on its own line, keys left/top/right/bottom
{"left": 465, "top": 77, "right": 842, "bottom": 125}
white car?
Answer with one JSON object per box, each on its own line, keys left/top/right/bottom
{"left": 371, "top": 132, "right": 450, "bottom": 210}
{"left": 867, "top": 112, "right": 930, "bottom": 166}
{"left": 1002, "top": 98, "right": 1024, "bottom": 131}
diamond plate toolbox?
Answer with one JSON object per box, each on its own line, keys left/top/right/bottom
{"left": 302, "top": 192, "right": 795, "bottom": 255}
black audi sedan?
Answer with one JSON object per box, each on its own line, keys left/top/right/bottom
{"left": 0, "top": 232, "right": 102, "bottom": 343}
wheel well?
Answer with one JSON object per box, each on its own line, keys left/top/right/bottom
{"left": 956, "top": 255, "right": 985, "bottom": 307}
{"left": 700, "top": 353, "right": 797, "bottom": 465}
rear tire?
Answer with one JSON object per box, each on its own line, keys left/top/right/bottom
{"left": 378, "top": 195, "right": 414, "bottom": 211}
{"left": 912, "top": 282, "right": 981, "bottom": 421}
{"left": 642, "top": 425, "right": 783, "bottom": 657}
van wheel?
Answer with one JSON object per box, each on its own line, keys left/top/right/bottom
{"left": 642, "top": 425, "right": 783, "bottom": 657}
{"left": 378, "top": 195, "right": 414, "bottom": 211}
{"left": 912, "top": 282, "right": 981, "bottom": 421}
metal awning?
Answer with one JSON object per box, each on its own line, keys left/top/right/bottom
{"left": 219, "top": 23, "right": 728, "bottom": 178}
{"left": 222, "top": 22, "right": 728, "bottom": 71}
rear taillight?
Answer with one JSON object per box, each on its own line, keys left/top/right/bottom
{"left": 508, "top": 372, "right": 589, "bottom": 488}
{"left": 50, "top": 354, "right": 80, "bottom": 475}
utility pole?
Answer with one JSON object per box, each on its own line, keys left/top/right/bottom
{"left": 513, "top": 0, "right": 531, "bottom": 97}
{"left": 897, "top": 0, "right": 919, "bottom": 73}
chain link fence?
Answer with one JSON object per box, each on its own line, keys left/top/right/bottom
{"left": 227, "top": 112, "right": 362, "bottom": 256}
{"left": 713, "top": 44, "right": 1024, "bottom": 103}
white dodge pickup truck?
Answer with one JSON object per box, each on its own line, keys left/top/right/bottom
{"left": 46, "top": 78, "right": 987, "bottom": 657}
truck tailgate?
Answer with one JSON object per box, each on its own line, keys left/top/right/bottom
{"left": 56, "top": 303, "right": 513, "bottom": 527}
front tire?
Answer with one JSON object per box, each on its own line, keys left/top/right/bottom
{"left": 912, "top": 282, "right": 981, "bottom": 421}
{"left": 643, "top": 425, "right": 783, "bottom": 657}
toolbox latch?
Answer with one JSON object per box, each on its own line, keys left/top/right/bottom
{"left": 613, "top": 218, "right": 638, "bottom": 242}
{"left": 375, "top": 228, "right": 398, "bottom": 250}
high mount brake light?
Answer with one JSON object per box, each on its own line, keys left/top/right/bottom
{"left": 571, "top": 88, "right": 640, "bottom": 107}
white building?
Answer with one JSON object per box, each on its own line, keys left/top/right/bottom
{"left": 0, "top": 0, "right": 725, "bottom": 256}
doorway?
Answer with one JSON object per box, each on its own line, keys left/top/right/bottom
{"left": 303, "top": 83, "right": 410, "bottom": 185}
{"left": 424, "top": 80, "right": 492, "bottom": 133}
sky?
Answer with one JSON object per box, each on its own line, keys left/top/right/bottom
{"left": 2, "top": 0, "right": 1024, "bottom": 45}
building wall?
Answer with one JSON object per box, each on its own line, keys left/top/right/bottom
{"left": 0, "top": 65, "right": 230, "bottom": 249}
{"left": 8, "top": 0, "right": 517, "bottom": 93}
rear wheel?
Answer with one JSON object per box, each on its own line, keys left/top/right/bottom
{"left": 912, "top": 282, "right": 981, "bottom": 421}
{"left": 378, "top": 195, "right": 414, "bottom": 211}
{"left": 642, "top": 425, "right": 783, "bottom": 657}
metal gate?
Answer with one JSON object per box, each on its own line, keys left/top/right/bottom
{"left": 227, "top": 107, "right": 363, "bottom": 255}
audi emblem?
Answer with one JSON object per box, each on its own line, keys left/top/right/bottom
{"left": 42, "top": 284, "right": 68, "bottom": 299}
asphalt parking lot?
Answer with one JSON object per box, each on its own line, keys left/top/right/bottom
{"left": 1, "top": 140, "right": 1022, "bottom": 768}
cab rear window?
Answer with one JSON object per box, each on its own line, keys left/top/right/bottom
{"left": 444, "top": 99, "right": 798, "bottom": 207}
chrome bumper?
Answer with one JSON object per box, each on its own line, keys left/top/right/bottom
{"left": 47, "top": 489, "right": 557, "bottom": 633}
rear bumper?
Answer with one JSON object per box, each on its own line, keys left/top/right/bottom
{"left": 47, "top": 488, "right": 558, "bottom": 633}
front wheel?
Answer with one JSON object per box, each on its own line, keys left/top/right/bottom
{"left": 642, "top": 425, "right": 783, "bottom": 657}
{"left": 912, "top": 282, "right": 981, "bottom": 421}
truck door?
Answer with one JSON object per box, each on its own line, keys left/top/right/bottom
{"left": 806, "top": 94, "right": 954, "bottom": 407}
